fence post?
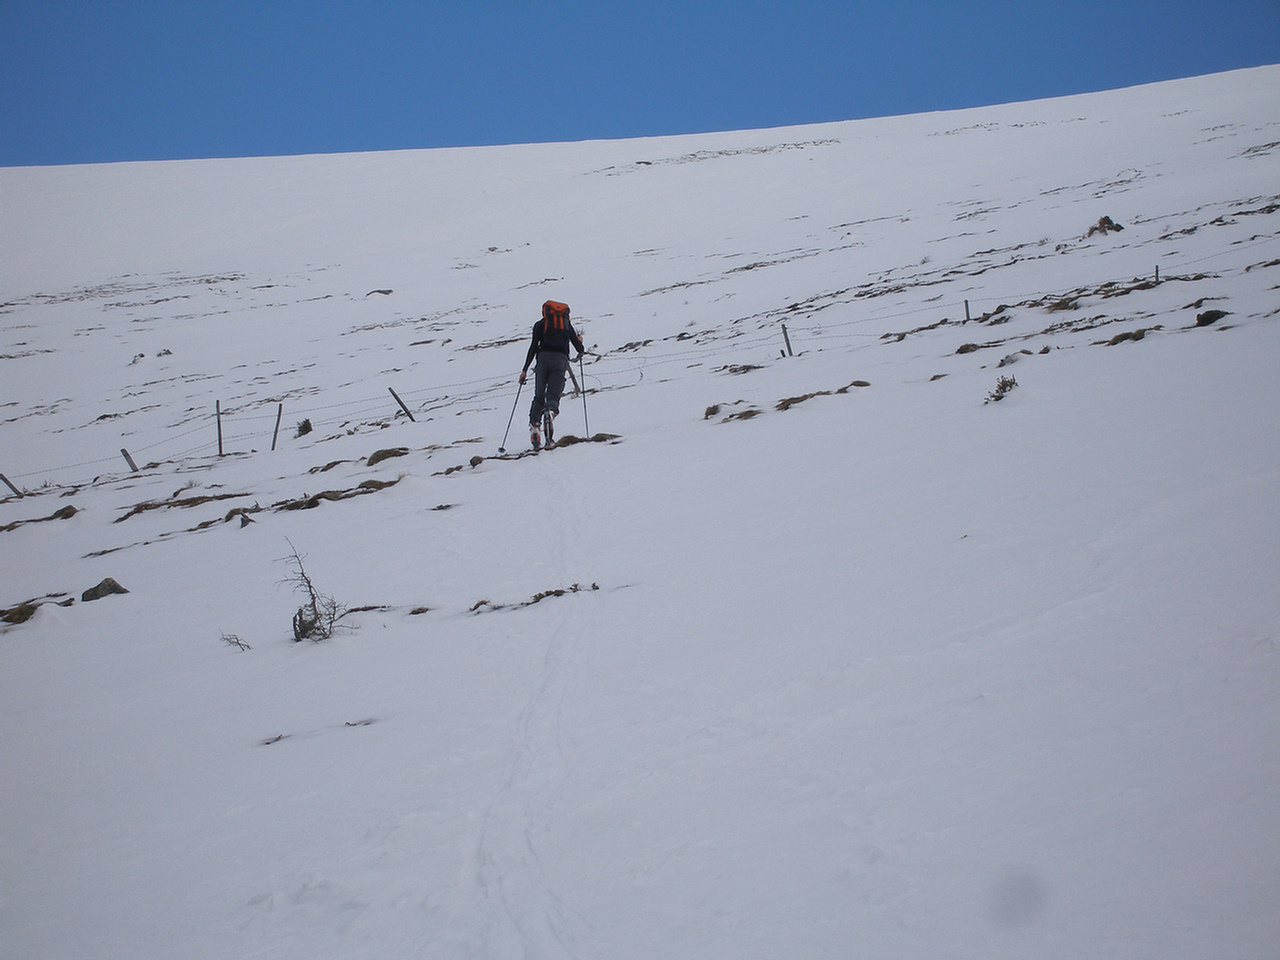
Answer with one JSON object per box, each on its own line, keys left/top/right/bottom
{"left": 271, "top": 403, "right": 283, "bottom": 451}
{"left": 121, "top": 449, "right": 139, "bottom": 472}
{"left": 0, "top": 473, "right": 22, "bottom": 498}
{"left": 216, "top": 400, "right": 224, "bottom": 456}
{"left": 964, "top": 299, "right": 971, "bottom": 322}
{"left": 388, "top": 387, "right": 416, "bottom": 422}
{"left": 781, "top": 324, "right": 794, "bottom": 357}
{"left": 1155, "top": 265, "right": 1160, "bottom": 284}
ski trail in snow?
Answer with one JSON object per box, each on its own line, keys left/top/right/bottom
{"left": 476, "top": 453, "right": 591, "bottom": 958}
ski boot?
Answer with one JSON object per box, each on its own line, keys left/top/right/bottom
{"left": 530, "top": 421, "right": 541, "bottom": 451}
{"left": 542, "top": 410, "right": 556, "bottom": 448}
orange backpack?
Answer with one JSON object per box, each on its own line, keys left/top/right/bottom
{"left": 542, "top": 300, "right": 570, "bottom": 331}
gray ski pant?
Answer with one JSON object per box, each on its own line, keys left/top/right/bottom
{"left": 530, "top": 350, "right": 570, "bottom": 425}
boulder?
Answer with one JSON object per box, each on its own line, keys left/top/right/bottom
{"left": 82, "top": 577, "right": 129, "bottom": 602}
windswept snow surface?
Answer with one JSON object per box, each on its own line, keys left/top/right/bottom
{"left": 2, "top": 66, "right": 1279, "bottom": 959}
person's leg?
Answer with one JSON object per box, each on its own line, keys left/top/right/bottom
{"left": 530, "top": 356, "right": 550, "bottom": 426}
{"left": 543, "top": 353, "right": 569, "bottom": 417}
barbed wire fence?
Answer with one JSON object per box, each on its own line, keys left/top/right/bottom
{"left": 2, "top": 233, "right": 1274, "bottom": 498}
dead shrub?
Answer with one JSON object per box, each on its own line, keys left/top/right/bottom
{"left": 1086, "top": 216, "right": 1124, "bottom": 237}
{"left": 280, "top": 539, "right": 344, "bottom": 642}
{"left": 985, "top": 375, "right": 1018, "bottom": 404}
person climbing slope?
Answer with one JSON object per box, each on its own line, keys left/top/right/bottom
{"left": 519, "top": 300, "right": 583, "bottom": 449}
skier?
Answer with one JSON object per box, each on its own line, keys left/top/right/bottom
{"left": 519, "top": 300, "right": 583, "bottom": 449}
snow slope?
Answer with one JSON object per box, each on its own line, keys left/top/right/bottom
{"left": 2, "top": 66, "right": 1279, "bottom": 959}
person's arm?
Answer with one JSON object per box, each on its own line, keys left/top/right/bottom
{"left": 520, "top": 321, "right": 543, "bottom": 380}
{"left": 569, "top": 324, "right": 584, "bottom": 358}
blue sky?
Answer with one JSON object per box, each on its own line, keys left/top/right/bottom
{"left": 2, "top": 0, "right": 1277, "bottom": 167}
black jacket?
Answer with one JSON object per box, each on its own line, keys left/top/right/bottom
{"left": 523, "top": 317, "right": 583, "bottom": 371}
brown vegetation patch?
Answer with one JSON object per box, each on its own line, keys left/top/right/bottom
{"left": 459, "top": 335, "right": 524, "bottom": 352}
{"left": 273, "top": 478, "right": 400, "bottom": 511}
{"left": 1, "top": 592, "right": 75, "bottom": 626}
{"left": 1, "top": 504, "right": 77, "bottom": 532}
{"left": 1099, "top": 325, "right": 1162, "bottom": 345}
{"left": 882, "top": 317, "right": 951, "bottom": 342}
{"left": 367, "top": 447, "right": 409, "bottom": 466}
{"left": 977, "top": 304, "right": 1013, "bottom": 324}
{"left": 615, "top": 339, "right": 655, "bottom": 352}
{"left": 470, "top": 582, "right": 600, "bottom": 614}
{"left": 471, "top": 434, "right": 623, "bottom": 467}
{"left": 776, "top": 392, "right": 829, "bottom": 411}
{"left": 1, "top": 602, "right": 39, "bottom": 624}
{"left": 115, "top": 492, "right": 249, "bottom": 523}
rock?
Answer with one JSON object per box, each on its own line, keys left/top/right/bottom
{"left": 1196, "top": 309, "right": 1228, "bottom": 326}
{"left": 82, "top": 577, "right": 129, "bottom": 602}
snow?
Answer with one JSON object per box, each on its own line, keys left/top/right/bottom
{"left": 2, "top": 65, "right": 1279, "bottom": 959}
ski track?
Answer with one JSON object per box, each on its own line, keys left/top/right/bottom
{"left": 476, "top": 452, "right": 590, "bottom": 958}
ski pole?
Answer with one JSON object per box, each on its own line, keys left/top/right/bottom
{"left": 498, "top": 378, "right": 524, "bottom": 454}
{"left": 579, "top": 353, "right": 590, "bottom": 439}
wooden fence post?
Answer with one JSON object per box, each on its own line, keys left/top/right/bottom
{"left": 216, "top": 400, "right": 224, "bottom": 456}
{"left": 0, "top": 473, "right": 22, "bottom": 498}
{"left": 121, "top": 449, "right": 139, "bottom": 472}
{"left": 271, "top": 403, "right": 283, "bottom": 451}
{"left": 781, "top": 324, "right": 794, "bottom": 357}
{"left": 388, "top": 387, "right": 416, "bottom": 422}
{"left": 964, "top": 299, "right": 971, "bottom": 322}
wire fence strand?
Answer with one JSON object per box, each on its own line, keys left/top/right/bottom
{"left": 5, "top": 235, "right": 1275, "bottom": 491}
